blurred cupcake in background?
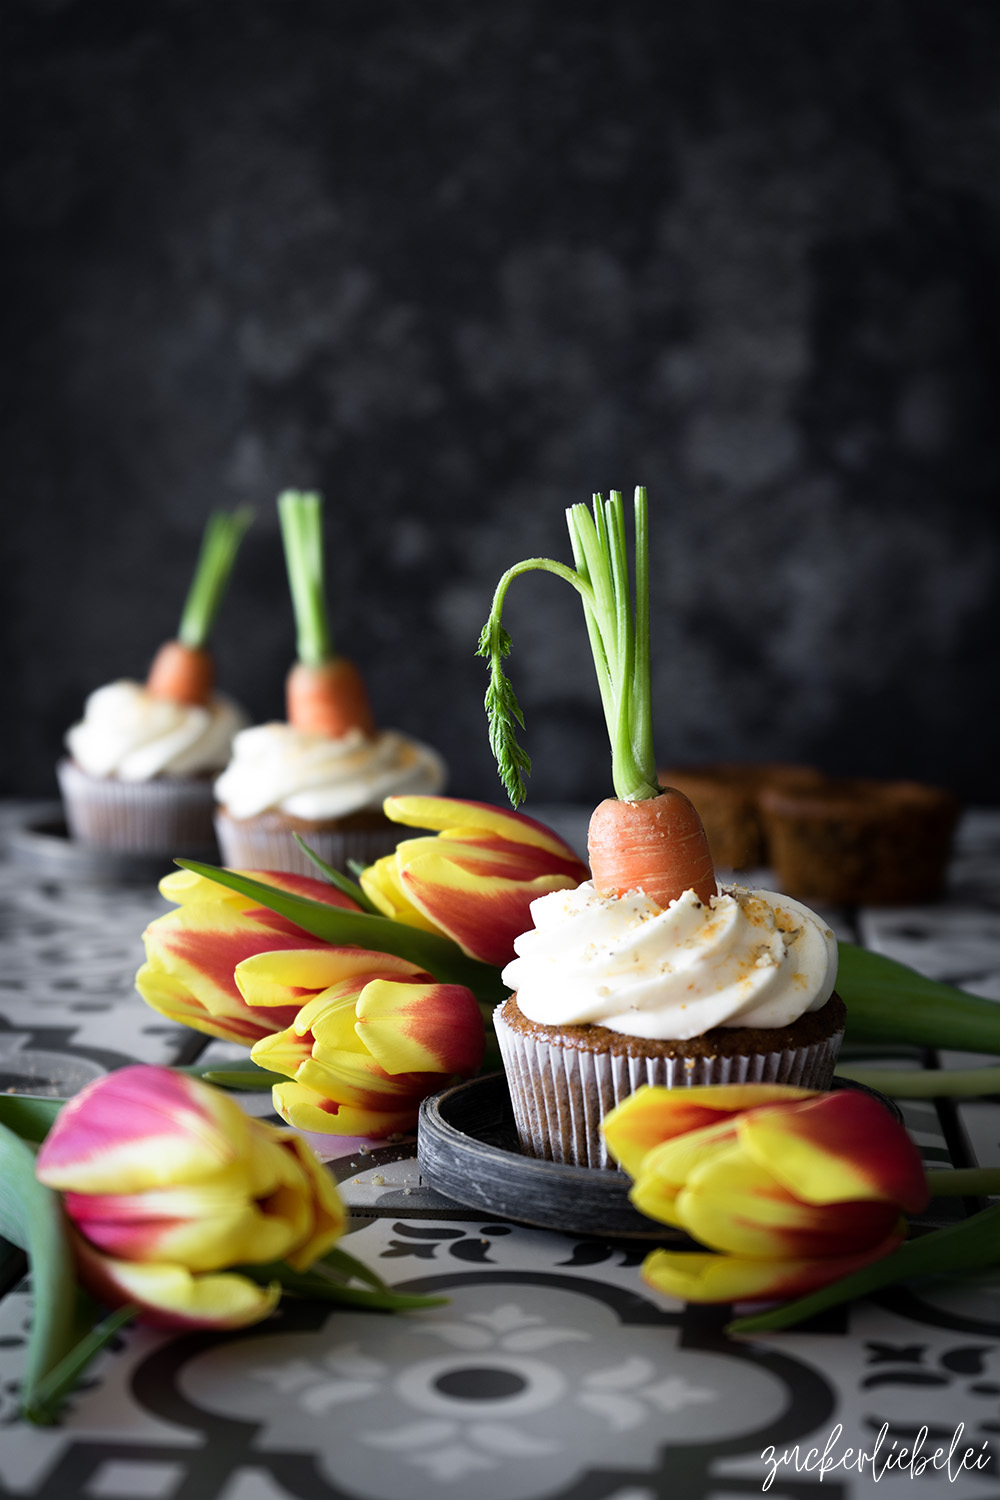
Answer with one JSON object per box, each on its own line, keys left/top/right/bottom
{"left": 59, "top": 509, "right": 252, "bottom": 854}
{"left": 213, "top": 491, "right": 446, "bottom": 876}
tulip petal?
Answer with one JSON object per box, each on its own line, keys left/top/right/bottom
{"left": 297, "top": 1050, "right": 437, "bottom": 1111}
{"left": 159, "top": 867, "right": 359, "bottom": 911}
{"left": 235, "top": 947, "right": 424, "bottom": 1009}
{"left": 603, "top": 1084, "right": 816, "bottom": 1178}
{"left": 251, "top": 1027, "right": 317, "bottom": 1078}
{"left": 674, "top": 1144, "right": 904, "bottom": 1259}
{"left": 383, "top": 796, "right": 587, "bottom": 865}
{"left": 626, "top": 1123, "right": 743, "bottom": 1224}
{"left": 738, "top": 1092, "right": 930, "bottom": 1214}
{"left": 271, "top": 1080, "right": 416, "bottom": 1137}
{"left": 276, "top": 1132, "right": 346, "bottom": 1267}
{"left": 67, "top": 1181, "right": 299, "bottom": 1270}
{"left": 400, "top": 851, "right": 581, "bottom": 966}
{"left": 135, "top": 961, "right": 270, "bottom": 1046}
{"left": 360, "top": 855, "right": 444, "bottom": 932}
{"left": 641, "top": 1230, "right": 906, "bottom": 1304}
{"left": 138, "top": 903, "right": 333, "bottom": 1040}
{"left": 36, "top": 1067, "right": 253, "bottom": 1194}
{"left": 71, "top": 1231, "right": 281, "bottom": 1329}
{"left": 355, "top": 980, "right": 485, "bottom": 1075}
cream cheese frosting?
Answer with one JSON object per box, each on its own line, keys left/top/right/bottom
{"left": 66, "top": 681, "right": 246, "bottom": 782}
{"left": 213, "top": 723, "right": 447, "bottom": 821}
{"left": 501, "top": 882, "right": 838, "bottom": 1040}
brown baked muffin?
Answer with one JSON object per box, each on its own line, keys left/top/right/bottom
{"left": 658, "top": 763, "right": 826, "bottom": 869}
{"left": 759, "top": 778, "right": 960, "bottom": 906}
{"left": 494, "top": 992, "right": 846, "bottom": 1169}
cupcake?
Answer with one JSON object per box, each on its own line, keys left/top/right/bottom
{"left": 656, "top": 762, "right": 826, "bottom": 870}
{"left": 59, "top": 510, "right": 252, "bottom": 854}
{"left": 495, "top": 881, "right": 843, "bottom": 1168}
{"left": 214, "top": 491, "right": 447, "bottom": 876}
{"left": 477, "top": 487, "right": 845, "bottom": 1169}
{"left": 213, "top": 722, "right": 446, "bottom": 876}
{"left": 759, "top": 776, "right": 960, "bottom": 906}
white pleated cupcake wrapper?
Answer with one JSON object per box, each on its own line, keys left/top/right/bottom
{"left": 214, "top": 812, "right": 403, "bottom": 878}
{"left": 57, "top": 759, "right": 216, "bottom": 854}
{"left": 494, "top": 1004, "right": 844, "bottom": 1170}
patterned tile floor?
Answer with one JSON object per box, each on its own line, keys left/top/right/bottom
{"left": 0, "top": 802, "right": 998, "bottom": 1500}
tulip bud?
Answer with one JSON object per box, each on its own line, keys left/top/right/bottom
{"left": 243, "top": 945, "right": 485, "bottom": 1135}
{"left": 604, "top": 1083, "right": 928, "bottom": 1304}
{"left": 361, "top": 795, "right": 589, "bottom": 966}
{"left": 36, "top": 1066, "right": 345, "bottom": 1329}
{"left": 137, "top": 867, "right": 359, "bottom": 1044}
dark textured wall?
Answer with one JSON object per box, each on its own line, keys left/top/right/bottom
{"left": 5, "top": 0, "right": 1000, "bottom": 807}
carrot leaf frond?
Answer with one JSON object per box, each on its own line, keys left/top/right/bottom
{"left": 477, "top": 555, "right": 591, "bottom": 807}
{"left": 477, "top": 616, "right": 531, "bottom": 806}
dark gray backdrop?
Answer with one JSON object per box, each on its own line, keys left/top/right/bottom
{"left": 5, "top": 0, "right": 999, "bottom": 808}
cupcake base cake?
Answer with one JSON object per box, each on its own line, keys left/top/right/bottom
{"left": 495, "top": 992, "right": 846, "bottom": 1169}
{"left": 58, "top": 758, "right": 219, "bottom": 855}
{"left": 214, "top": 804, "right": 405, "bottom": 878}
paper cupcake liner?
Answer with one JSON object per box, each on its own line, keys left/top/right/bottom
{"left": 494, "top": 1003, "right": 844, "bottom": 1170}
{"left": 57, "top": 758, "right": 217, "bottom": 854}
{"left": 214, "top": 809, "right": 403, "bottom": 877}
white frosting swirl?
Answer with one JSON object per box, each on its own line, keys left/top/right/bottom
{"left": 66, "top": 681, "right": 247, "bottom": 782}
{"left": 501, "top": 882, "right": 838, "bottom": 1039}
{"left": 213, "top": 723, "right": 447, "bottom": 820}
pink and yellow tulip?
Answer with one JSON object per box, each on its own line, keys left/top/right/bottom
{"left": 603, "top": 1083, "right": 929, "bottom": 1305}
{"left": 245, "top": 945, "right": 485, "bottom": 1136}
{"left": 360, "top": 796, "right": 589, "bottom": 967}
{"left": 136, "top": 868, "right": 359, "bottom": 1045}
{"left": 35, "top": 1066, "right": 345, "bottom": 1330}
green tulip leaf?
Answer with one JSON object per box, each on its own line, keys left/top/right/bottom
{"left": 0, "top": 1121, "right": 80, "bottom": 1422}
{"left": 727, "top": 1202, "right": 1000, "bottom": 1335}
{"left": 177, "top": 1062, "right": 287, "bottom": 1091}
{"left": 176, "top": 860, "right": 507, "bottom": 1006}
{"left": 23, "top": 1304, "right": 138, "bottom": 1427}
{"left": 238, "top": 1258, "right": 447, "bottom": 1312}
{"left": 291, "top": 836, "right": 381, "bottom": 914}
{"left": 838, "top": 942, "right": 1000, "bottom": 1053}
{"left": 0, "top": 1096, "right": 64, "bottom": 1144}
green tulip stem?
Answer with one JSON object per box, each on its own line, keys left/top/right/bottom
{"left": 175, "top": 860, "right": 509, "bottom": 1009}
{"left": 177, "top": 508, "right": 254, "bottom": 650}
{"left": 477, "top": 487, "right": 659, "bottom": 806}
{"left": 924, "top": 1168, "right": 1000, "bottom": 1198}
{"left": 727, "top": 1203, "right": 1000, "bottom": 1335}
{"left": 837, "top": 1064, "right": 1000, "bottom": 1098}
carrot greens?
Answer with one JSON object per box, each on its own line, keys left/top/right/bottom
{"left": 477, "top": 487, "right": 658, "bottom": 806}
{"left": 177, "top": 508, "right": 254, "bottom": 650}
{"left": 278, "top": 490, "right": 335, "bottom": 667}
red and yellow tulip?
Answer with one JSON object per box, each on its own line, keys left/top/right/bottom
{"left": 603, "top": 1083, "right": 929, "bottom": 1305}
{"left": 360, "top": 796, "right": 589, "bottom": 967}
{"left": 35, "top": 1066, "right": 345, "bottom": 1330}
{"left": 245, "top": 945, "right": 485, "bottom": 1136}
{"left": 136, "top": 868, "right": 359, "bottom": 1045}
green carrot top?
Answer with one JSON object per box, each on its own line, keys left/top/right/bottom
{"left": 177, "top": 507, "right": 254, "bottom": 651}
{"left": 278, "top": 491, "right": 336, "bottom": 668}
{"left": 477, "top": 487, "right": 658, "bottom": 806}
